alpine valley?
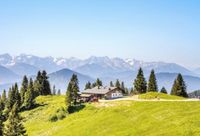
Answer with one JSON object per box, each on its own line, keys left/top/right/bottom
{"left": 0, "top": 54, "right": 200, "bottom": 93}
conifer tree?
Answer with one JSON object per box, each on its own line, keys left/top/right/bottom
{"left": 23, "top": 78, "right": 35, "bottom": 110}
{"left": 85, "top": 82, "right": 91, "bottom": 90}
{"left": 52, "top": 85, "right": 56, "bottom": 95}
{"left": 6, "top": 88, "right": 15, "bottom": 112}
{"left": 33, "top": 71, "right": 43, "bottom": 96}
{"left": 57, "top": 89, "right": 61, "bottom": 95}
{"left": 20, "top": 76, "right": 28, "bottom": 105}
{"left": 41, "top": 70, "right": 51, "bottom": 95}
{"left": 147, "top": 70, "right": 158, "bottom": 92}
{"left": 0, "top": 90, "right": 6, "bottom": 110}
{"left": 91, "top": 83, "right": 96, "bottom": 88}
{"left": 66, "top": 83, "right": 73, "bottom": 108}
{"left": 115, "top": 79, "right": 121, "bottom": 88}
{"left": 171, "top": 74, "right": 188, "bottom": 98}
{"left": 160, "top": 87, "right": 167, "bottom": 94}
{"left": 133, "top": 68, "right": 147, "bottom": 94}
{"left": 66, "top": 74, "right": 79, "bottom": 109}
{"left": 3, "top": 103, "right": 26, "bottom": 136}
{"left": 125, "top": 88, "right": 129, "bottom": 95}
{"left": 120, "top": 82, "right": 126, "bottom": 94}
{"left": 110, "top": 81, "right": 114, "bottom": 87}
{"left": 2, "top": 90, "right": 7, "bottom": 104}
{"left": 13, "top": 83, "right": 21, "bottom": 107}
{"left": 96, "top": 78, "right": 103, "bottom": 87}
{"left": 0, "top": 95, "right": 3, "bottom": 111}
{"left": 0, "top": 109, "right": 3, "bottom": 136}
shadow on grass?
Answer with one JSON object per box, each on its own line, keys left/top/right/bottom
{"left": 20, "top": 103, "right": 48, "bottom": 112}
{"left": 68, "top": 104, "right": 85, "bottom": 114}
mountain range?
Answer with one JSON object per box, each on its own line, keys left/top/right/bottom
{"left": 0, "top": 53, "right": 200, "bottom": 93}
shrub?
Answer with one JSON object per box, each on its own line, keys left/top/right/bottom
{"left": 49, "top": 114, "right": 58, "bottom": 122}
{"left": 49, "top": 107, "right": 67, "bottom": 122}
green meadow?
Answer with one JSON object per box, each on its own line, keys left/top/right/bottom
{"left": 21, "top": 95, "right": 200, "bottom": 136}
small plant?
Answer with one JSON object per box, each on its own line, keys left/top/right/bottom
{"left": 49, "top": 107, "right": 67, "bottom": 122}
{"left": 49, "top": 114, "right": 58, "bottom": 122}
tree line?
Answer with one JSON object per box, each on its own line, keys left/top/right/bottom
{"left": 133, "top": 68, "right": 188, "bottom": 97}
{"left": 0, "top": 70, "right": 53, "bottom": 136}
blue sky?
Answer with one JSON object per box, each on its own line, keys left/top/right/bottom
{"left": 0, "top": 0, "right": 200, "bottom": 68}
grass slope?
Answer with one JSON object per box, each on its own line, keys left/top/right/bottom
{"left": 22, "top": 96, "right": 200, "bottom": 136}
{"left": 139, "top": 92, "right": 185, "bottom": 100}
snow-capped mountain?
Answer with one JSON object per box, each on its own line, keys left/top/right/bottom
{"left": 0, "top": 53, "right": 200, "bottom": 92}
{"left": 0, "top": 54, "right": 194, "bottom": 76}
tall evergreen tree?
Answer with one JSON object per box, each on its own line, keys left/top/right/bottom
{"left": 0, "top": 109, "right": 3, "bottom": 136}
{"left": 52, "top": 85, "right": 56, "bottom": 95}
{"left": 13, "top": 83, "right": 21, "bottom": 107}
{"left": 147, "top": 70, "right": 158, "bottom": 92}
{"left": 2, "top": 90, "right": 7, "bottom": 104}
{"left": 115, "top": 79, "right": 121, "bottom": 88}
{"left": 41, "top": 70, "right": 51, "bottom": 95}
{"left": 33, "top": 71, "right": 43, "bottom": 96}
{"left": 171, "top": 74, "right": 188, "bottom": 98}
{"left": 85, "top": 82, "right": 91, "bottom": 90}
{"left": 110, "top": 81, "right": 114, "bottom": 87}
{"left": 96, "top": 78, "right": 103, "bottom": 87}
{"left": 134, "top": 68, "right": 147, "bottom": 94}
{"left": 6, "top": 88, "right": 15, "bottom": 112}
{"left": 66, "top": 83, "right": 73, "bottom": 109}
{"left": 23, "top": 78, "right": 35, "bottom": 110}
{"left": 120, "top": 82, "right": 126, "bottom": 94}
{"left": 57, "top": 89, "right": 61, "bottom": 95}
{"left": 160, "top": 87, "right": 167, "bottom": 94}
{"left": 3, "top": 103, "right": 26, "bottom": 136}
{"left": 66, "top": 74, "right": 80, "bottom": 109}
{"left": 0, "top": 90, "right": 6, "bottom": 110}
{"left": 20, "top": 76, "right": 28, "bottom": 105}
{"left": 91, "top": 83, "right": 96, "bottom": 88}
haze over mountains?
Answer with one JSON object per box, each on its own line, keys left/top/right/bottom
{"left": 0, "top": 53, "right": 200, "bottom": 93}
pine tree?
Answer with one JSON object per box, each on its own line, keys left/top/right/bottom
{"left": 125, "top": 88, "right": 129, "bottom": 95}
{"left": 171, "top": 74, "right": 188, "bottom": 98}
{"left": 110, "top": 81, "right": 114, "bottom": 87}
{"left": 6, "top": 88, "right": 15, "bottom": 112}
{"left": 57, "top": 89, "right": 61, "bottom": 95}
{"left": 134, "top": 68, "right": 147, "bottom": 94}
{"left": 115, "top": 79, "right": 121, "bottom": 88}
{"left": 160, "top": 87, "right": 167, "bottom": 94}
{"left": 147, "top": 70, "right": 158, "bottom": 92}
{"left": 0, "top": 109, "right": 3, "bottom": 136}
{"left": 85, "top": 82, "right": 91, "bottom": 90}
{"left": 20, "top": 76, "right": 28, "bottom": 105}
{"left": 52, "top": 85, "right": 56, "bottom": 95}
{"left": 0, "top": 90, "right": 6, "bottom": 110}
{"left": 66, "top": 83, "right": 73, "bottom": 107}
{"left": 41, "top": 70, "right": 51, "bottom": 95}
{"left": 66, "top": 74, "right": 80, "bottom": 109}
{"left": 33, "top": 71, "right": 43, "bottom": 96}
{"left": 13, "top": 83, "right": 21, "bottom": 107}
{"left": 91, "top": 83, "right": 96, "bottom": 88}
{"left": 3, "top": 103, "right": 26, "bottom": 136}
{"left": 96, "top": 78, "right": 103, "bottom": 87}
{"left": 2, "top": 90, "right": 7, "bottom": 104}
{"left": 120, "top": 82, "right": 126, "bottom": 94}
{"left": 23, "top": 78, "right": 35, "bottom": 110}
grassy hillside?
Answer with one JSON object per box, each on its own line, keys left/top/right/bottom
{"left": 138, "top": 92, "right": 186, "bottom": 100}
{"left": 22, "top": 95, "right": 200, "bottom": 136}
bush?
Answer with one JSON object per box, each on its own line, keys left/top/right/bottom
{"left": 49, "top": 107, "right": 67, "bottom": 122}
{"left": 49, "top": 114, "right": 58, "bottom": 122}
